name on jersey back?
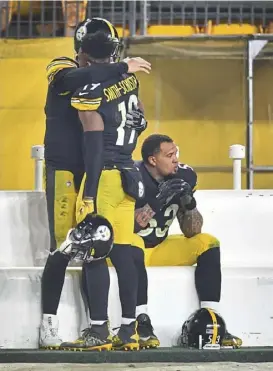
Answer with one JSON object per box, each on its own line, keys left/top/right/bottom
{"left": 104, "top": 75, "right": 138, "bottom": 102}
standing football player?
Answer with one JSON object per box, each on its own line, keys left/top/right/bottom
{"left": 40, "top": 17, "right": 151, "bottom": 349}
{"left": 131, "top": 134, "right": 242, "bottom": 349}
{"left": 60, "top": 30, "right": 148, "bottom": 352}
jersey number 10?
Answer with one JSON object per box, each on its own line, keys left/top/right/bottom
{"left": 116, "top": 94, "right": 138, "bottom": 146}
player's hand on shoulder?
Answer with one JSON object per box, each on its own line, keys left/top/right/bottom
{"left": 125, "top": 107, "right": 147, "bottom": 133}
{"left": 123, "top": 57, "right": 151, "bottom": 74}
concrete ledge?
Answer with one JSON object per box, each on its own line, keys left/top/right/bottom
{"left": 1, "top": 347, "right": 273, "bottom": 364}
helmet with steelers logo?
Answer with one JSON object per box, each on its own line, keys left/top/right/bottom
{"left": 59, "top": 213, "right": 114, "bottom": 263}
{"left": 178, "top": 308, "right": 226, "bottom": 349}
{"left": 74, "top": 17, "right": 122, "bottom": 61}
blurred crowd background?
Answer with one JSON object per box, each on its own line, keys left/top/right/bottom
{"left": 1, "top": 0, "right": 273, "bottom": 190}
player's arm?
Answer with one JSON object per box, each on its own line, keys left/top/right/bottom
{"left": 79, "top": 110, "right": 104, "bottom": 200}
{"left": 46, "top": 57, "right": 128, "bottom": 93}
{"left": 71, "top": 85, "right": 104, "bottom": 213}
{"left": 177, "top": 207, "right": 203, "bottom": 238}
{"left": 55, "top": 57, "right": 151, "bottom": 94}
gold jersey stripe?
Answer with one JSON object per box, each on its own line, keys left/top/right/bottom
{"left": 74, "top": 97, "right": 102, "bottom": 103}
{"left": 71, "top": 98, "right": 102, "bottom": 106}
{"left": 46, "top": 59, "right": 77, "bottom": 71}
{"left": 46, "top": 62, "right": 77, "bottom": 83}
{"left": 71, "top": 102, "right": 101, "bottom": 111}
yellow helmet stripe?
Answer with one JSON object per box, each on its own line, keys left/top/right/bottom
{"left": 94, "top": 17, "right": 115, "bottom": 38}
{"left": 207, "top": 309, "right": 218, "bottom": 344}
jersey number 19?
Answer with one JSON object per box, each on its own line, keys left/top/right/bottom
{"left": 116, "top": 94, "right": 138, "bottom": 146}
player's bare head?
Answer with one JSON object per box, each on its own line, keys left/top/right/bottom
{"left": 78, "top": 31, "right": 115, "bottom": 66}
{"left": 142, "top": 134, "right": 179, "bottom": 177}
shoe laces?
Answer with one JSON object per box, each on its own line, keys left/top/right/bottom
{"left": 80, "top": 327, "right": 91, "bottom": 338}
{"left": 49, "top": 327, "right": 59, "bottom": 338}
{"left": 111, "top": 326, "right": 120, "bottom": 337}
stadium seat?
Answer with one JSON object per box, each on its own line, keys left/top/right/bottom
{"left": 206, "top": 21, "right": 261, "bottom": 35}
{"left": 147, "top": 25, "right": 200, "bottom": 36}
{"left": 115, "top": 27, "right": 130, "bottom": 38}
{"left": 265, "top": 21, "right": 273, "bottom": 33}
{"left": 60, "top": 0, "right": 87, "bottom": 37}
{"left": 9, "top": 0, "right": 41, "bottom": 18}
{"left": 0, "top": 1, "right": 13, "bottom": 32}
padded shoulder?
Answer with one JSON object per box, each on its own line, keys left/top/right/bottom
{"left": 177, "top": 163, "right": 197, "bottom": 191}
{"left": 71, "top": 83, "right": 103, "bottom": 111}
{"left": 46, "top": 57, "right": 78, "bottom": 84}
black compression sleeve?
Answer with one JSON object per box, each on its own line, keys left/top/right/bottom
{"left": 83, "top": 131, "right": 104, "bottom": 199}
{"left": 59, "top": 62, "right": 128, "bottom": 93}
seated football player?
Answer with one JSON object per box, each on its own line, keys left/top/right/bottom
{"left": 130, "top": 133, "right": 242, "bottom": 349}
{"left": 40, "top": 17, "right": 151, "bottom": 349}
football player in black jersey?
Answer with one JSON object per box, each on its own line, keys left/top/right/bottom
{"left": 40, "top": 18, "right": 151, "bottom": 349}
{"left": 59, "top": 30, "right": 148, "bottom": 351}
{"left": 131, "top": 134, "right": 242, "bottom": 349}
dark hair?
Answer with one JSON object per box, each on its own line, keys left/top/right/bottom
{"left": 141, "top": 134, "right": 173, "bottom": 164}
{"left": 81, "top": 31, "right": 115, "bottom": 60}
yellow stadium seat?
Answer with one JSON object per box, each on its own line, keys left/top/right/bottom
{"left": 115, "top": 27, "right": 130, "bottom": 38}
{"left": 60, "top": 0, "right": 87, "bottom": 28}
{"left": 1, "top": 3, "right": 12, "bottom": 32}
{"left": 11, "top": 1, "right": 41, "bottom": 17}
{"left": 265, "top": 22, "right": 273, "bottom": 34}
{"left": 210, "top": 23, "right": 260, "bottom": 35}
{"left": 147, "top": 25, "right": 199, "bottom": 36}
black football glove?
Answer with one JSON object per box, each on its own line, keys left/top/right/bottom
{"left": 125, "top": 107, "right": 147, "bottom": 134}
{"left": 179, "top": 183, "right": 197, "bottom": 211}
{"left": 154, "top": 178, "right": 191, "bottom": 211}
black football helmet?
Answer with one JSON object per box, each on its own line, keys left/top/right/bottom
{"left": 74, "top": 17, "right": 123, "bottom": 61}
{"left": 59, "top": 214, "right": 114, "bottom": 263}
{"left": 178, "top": 308, "right": 226, "bottom": 349}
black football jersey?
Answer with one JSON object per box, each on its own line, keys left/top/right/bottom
{"left": 44, "top": 57, "right": 84, "bottom": 172}
{"left": 44, "top": 57, "right": 129, "bottom": 172}
{"left": 135, "top": 161, "right": 197, "bottom": 248}
{"left": 71, "top": 73, "right": 140, "bottom": 168}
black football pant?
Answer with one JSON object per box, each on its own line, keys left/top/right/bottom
{"left": 83, "top": 245, "right": 145, "bottom": 321}
{"left": 136, "top": 247, "right": 221, "bottom": 309}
